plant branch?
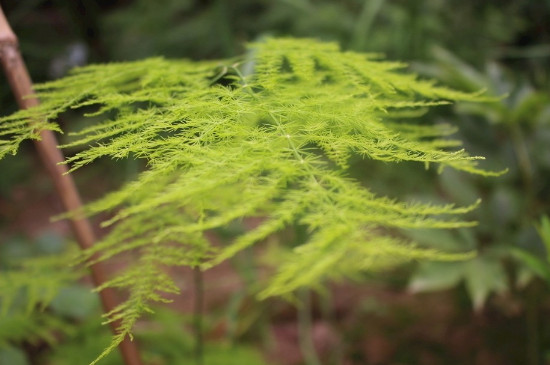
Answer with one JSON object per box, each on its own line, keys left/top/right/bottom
{"left": 298, "top": 290, "right": 321, "bottom": 365}
{"left": 193, "top": 267, "right": 204, "bottom": 365}
{"left": 0, "top": 7, "right": 143, "bottom": 365}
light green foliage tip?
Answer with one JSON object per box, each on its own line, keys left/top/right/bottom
{"left": 0, "top": 38, "right": 503, "bottom": 362}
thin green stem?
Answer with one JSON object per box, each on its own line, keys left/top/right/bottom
{"left": 526, "top": 283, "right": 540, "bottom": 365}
{"left": 298, "top": 289, "right": 321, "bottom": 365}
{"left": 194, "top": 267, "right": 204, "bottom": 365}
{"left": 351, "top": 0, "right": 385, "bottom": 50}
{"left": 509, "top": 122, "right": 533, "bottom": 194}
{"left": 321, "top": 293, "right": 343, "bottom": 364}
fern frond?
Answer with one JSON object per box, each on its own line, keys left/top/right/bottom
{"left": 0, "top": 248, "right": 81, "bottom": 350}
{"left": 0, "top": 37, "right": 505, "bottom": 364}
{"left": 0, "top": 311, "right": 74, "bottom": 346}
{"left": 260, "top": 229, "right": 475, "bottom": 299}
{"left": 0, "top": 248, "right": 84, "bottom": 316}
{"left": 0, "top": 117, "right": 60, "bottom": 158}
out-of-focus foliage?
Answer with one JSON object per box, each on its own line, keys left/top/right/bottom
{"left": 2, "top": 0, "right": 548, "bottom": 91}
{"left": 0, "top": 233, "right": 84, "bottom": 317}
{"left": 44, "top": 307, "right": 266, "bottom": 365}
{"left": 100, "top": 0, "right": 540, "bottom": 64}
{"left": 0, "top": 233, "right": 84, "bottom": 365}
{"left": 510, "top": 216, "right": 550, "bottom": 284}
{"left": 407, "top": 47, "right": 550, "bottom": 308}
{"left": 0, "top": 233, "right": 266, "bottom": 365}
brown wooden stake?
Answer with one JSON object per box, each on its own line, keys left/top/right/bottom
{"left": 0, "top": 7, "right": 143, "bottom": 365}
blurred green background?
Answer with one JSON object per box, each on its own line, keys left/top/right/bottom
{"left": 1, "top": 1, "right": 549, "bottom": 364}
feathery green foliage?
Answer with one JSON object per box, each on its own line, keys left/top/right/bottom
{"left": 0, "top": 248, "right": 84, "bottom": 317}
{"left": 0, "top": 312, "right": 73, "bottom": 347}
{"left": 0, "top": 38, "right": 503, "bottom": 363}
{"left": 0, "top": 247, "right": 81, "bottom": 361}
{"left": 0, "top": 114, "right": 59, "bottom": 159}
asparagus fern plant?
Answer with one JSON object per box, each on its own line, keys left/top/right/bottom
{"left": 0, "top": 38, "right": 503, "bottom": 363}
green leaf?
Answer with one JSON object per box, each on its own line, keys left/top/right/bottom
{"left": 203, "top": 344, "right": 265, "bottom": 365}
{"left": 509, "top": 248, "right": 550, "bottom": 284}
{"left": 404, "top": 227, "right": 476, "bottom": 252}
{"left": 463, "top": 257, "right": 507, "bottom": 310}
{"left": 50, "top": 285, "right": 100, "bottom": 320}
{"left": 0, "top": 345, "right": 29, "bottom": 365}
{"left": 439, "top": 168, "right": 480, "bottom": 206}
{"left": 34, "top": 231, "right": 67, "bottom": 255}
{"left": 408, "top": 261, "right": 465, "bottom": 293}
{"left": 410, "top": 256, "right": 507, "bottom": 310}
{"left": 511, "top": 216, "right": 550, "bottom": 286}
{"left": 537, "top": 215, "right": 550, "bottom": 262}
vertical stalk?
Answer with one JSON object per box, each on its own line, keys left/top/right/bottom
{"left": 215, "top": 0, "right": 234, "bottom": 57}
{"left": 321, "top": 293, "right": 343, "bottom": 365}
{"left": 509, "top": 122, "right": 533, "bottom": 196}
{"left": 194, "top": 267, "right": 204, "bottom": 365}
{"left": 526, "top": 283, "right": 540, "bottom": 365}
{"left": 508, "top": 120, "right": 539, "bottom": 365}
{"left": 0, "top": 7, "right": 143, "bottom": 365}
{"left": 298, "top": 289, "right": 321, "bottom": 365}
{"left": 350, "top": 0, "right": 385, "bottom": 50}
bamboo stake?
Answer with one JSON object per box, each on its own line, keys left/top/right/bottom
{"left": 0, "top": 7, "right": 143, "bottom": 365}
